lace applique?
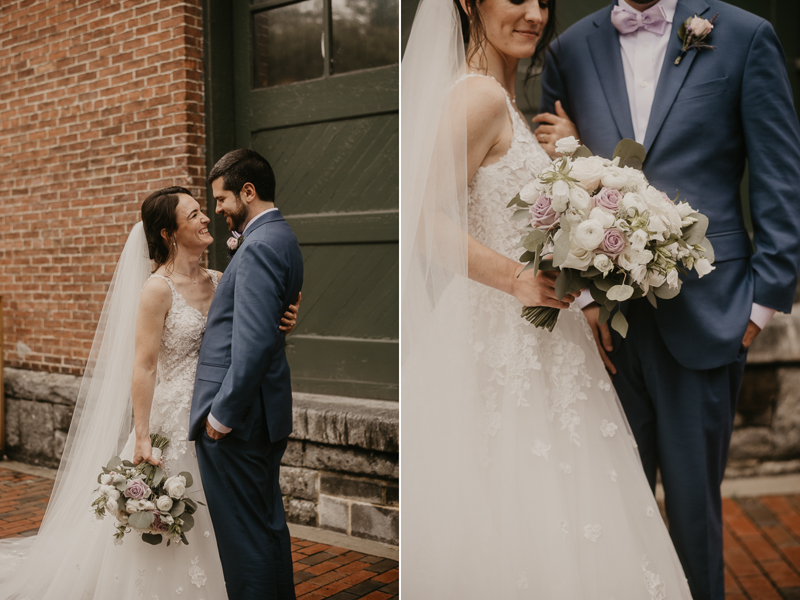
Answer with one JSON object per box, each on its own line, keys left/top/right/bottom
{"left": 482, "top": 387, "right": 502, "bottom": 436}
{"left": 642, "top": 556, "right": 667, "bottom": 600}
{"left": 517, "top": 573, "right": 530, "bottom": 589}
{"left": 175, "top": 588, "right": 183, "bottom": 595}
{"left": 189, "top": 556, "right": 207, "bottom": 588}
{"left": 646, "top": 506, "right": 655, "bottom": 517}
{"left": 584, "top": 524, "right": 602, "bottom": 542}
{"left": 600, "top": 420, "right": 618, "bottom": 438}
{"left": 558, "top": 463, "right": 572, "bottom": 474}
{"left": 136, "top": 569, "right": 146, "bottom": 596}
{"left": 599, "top": 379, "right": 612, "bottom": 392}
{"left": 609, "top": 469, "right": 618, "bottom": 483}
{"left": 561, "top": 520, "right": 569, "bottom": 536}
{"left": 531, "top": 439, "right": 551, "bottom": 460}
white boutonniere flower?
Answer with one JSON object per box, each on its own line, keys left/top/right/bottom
{"left": 675, "top": 13, "right": 718, "bottom": 65}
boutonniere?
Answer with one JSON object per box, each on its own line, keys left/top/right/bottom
{"left": 674, "top": 13, "right": 718, "bottom": 65}
{"left": 226, "top": 231, "right": 243, "bottom": 259}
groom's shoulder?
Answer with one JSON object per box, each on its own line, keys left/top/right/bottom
{"left": 551, "top": 5, "right": 609, "bottom": 50}
{"left": 708, "top": 1, "right": 767, "bottom": 31}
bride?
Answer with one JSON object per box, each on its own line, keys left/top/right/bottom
{"left": 0, "top": 186, "right": 299, "bottom": 599}
{"left": 402, "top": 0, "right": 694, "bottom": 597}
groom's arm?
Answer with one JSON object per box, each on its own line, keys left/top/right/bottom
{"left": 741, "top": 21, "right": 800, "bottom": 326}
{"left": 208, "top": 241, "right": 287, "bottom": 433}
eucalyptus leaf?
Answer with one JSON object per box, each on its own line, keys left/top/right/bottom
{"left": 653, "top": 283, "right": 681, "bottom": 300}
{"left": 698, "top": 237, "right": 715, "bottom": 262}
{"left": 590, "top": 283, "right": 608, "bottom": 305}
{"left": 117, "top": 496, "right": 127, "bottom": 514}
{"left": 180, "top": 513, "right": 195, "bottom": 532}
{"left": 151, "top": 467, "right": 165, "bottom": 489}
{"left": 538, "top": 259, "right": 555, "bottom": 272}
{"left": 612, "top": 139, "right": 647, "bottom": 170}
{"left": 512, "top": 209, "right": 531, "bottom": 222}
{"left": 555, "top": 271, "right": 569, "bottom": 301}
{"left": 572, "top": 145, "right": 593, "bottom": 159}
{"left": 682, "top": 213, "right": 709, "bottom": 245}
{"left": 519, "top": 250, "right": 536, "bottom": 263}
{"left": 106, "top": 456, "right": 123, "bottom": 472}
{"left": 128, "top": 510, "right": 154, "bottom": 530}
{"left": 170, "top": 500, "right": 186, "bottom": 518}
{"left": 520, "top": 260, "right": 538, "bottom": 275}
{"left": 593, "top": 277, "right": 613, "bottom": 292}
{"left": 552, "top": 232, "right": 571, "bottom": 268}
{"left": 180, "top": 532, "right": 189, "bottom": 546}
{"left": 611, "top": 310, "right": 630, "bottom": 338}
{"left": 178, "top": 472, "right": 194, "bottom": 488}
{"left": 506, "top": 193, "right": 526, "bottom": 209}
{"left": 599, "top": 305, "right": 611, "bottom": 326}
{"left": 183, "top": 498, "right": 198, "bottom": 514}
{"left": 646, "top": 289, "right": 658, "bottom": 309}
{"left": 522, "top": 229, "right": 547, "bottom": 252}
{"left": 531, "top": 251, "right": 542, "bottom": 277}
{"left": 142, "top": 533, "right": 163, "bottom": 546}
{"left": 122, "top": 460, "right": 135, "bottom": 468}
{"left": 115, "top": 482, "right": 128, "bottom": 493}
{"left": 581, "top": 266, "right": 602, "bottom": 279}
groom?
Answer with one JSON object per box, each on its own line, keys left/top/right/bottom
{"left": 189, "top": 148, "right": 303, "bottom": 600}
{"left": 539, "top": 1, "right": 800, "bottom": 598}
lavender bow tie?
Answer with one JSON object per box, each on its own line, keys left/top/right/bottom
{"left": 611, "top": 4, "right": 668, "bottom": 36}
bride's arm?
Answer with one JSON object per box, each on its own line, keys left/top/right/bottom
{"left": 463, "top": 79, "right": 576, "bottom": 309}
{"left": 131, "top": 278, "right": 171, "bottom": 466}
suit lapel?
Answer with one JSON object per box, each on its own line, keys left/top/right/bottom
{"left": 642, "top": 0, "right": 710, "bottom": 151}
{"left": 587, "top": 7, "right": 636, "bottom": 142}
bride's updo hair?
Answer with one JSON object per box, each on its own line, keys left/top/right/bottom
{"left": 454, "top": 0, "right": 558, "bottom": 80}
{"left": 141, "top": 186, "right": 192, "bottom": 268}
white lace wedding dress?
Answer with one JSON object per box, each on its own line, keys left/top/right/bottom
{"left": 1, "top": 273, "right": 227, "bottom": 600}
{"left": 462, "top": 74, "right": 693, "bottom": 599}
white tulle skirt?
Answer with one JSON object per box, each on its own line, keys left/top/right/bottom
{"left": 402, "top": 280, "right": 693, "bottom": 599}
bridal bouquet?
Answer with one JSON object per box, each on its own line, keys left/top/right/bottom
{"left": 92, "top": 434, "right": 201, "bottom": 546}
{"left": 508, "top": 136, "right": 715, "bottom": 336}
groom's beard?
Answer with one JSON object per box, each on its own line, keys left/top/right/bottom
{"left": 227, "top": 195, "right": 249, "bottom": 233}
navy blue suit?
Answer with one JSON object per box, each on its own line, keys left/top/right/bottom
{"left": 189, "top": 209, "right": 303, "bottom": 600}
{"left": 540, "top": 2, "right": 800, "bottom": 598}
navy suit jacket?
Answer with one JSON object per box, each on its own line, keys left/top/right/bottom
{"left": 540, "top": 0, "right": 800, "bottom": 369}
{"left": 189, "top": 209, "right": 304, "bottom": 442}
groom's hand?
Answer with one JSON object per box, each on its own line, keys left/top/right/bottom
{"left": 582, "top": 305, "right": 616, "bottom": 375}
{"left": 742, "top": 320, "right": 762, "bottom": 350}
{"left": 532, "top": 101, "right": 579, "bottom": 159}
{"left": 205, "top": 418, "right": 228, "bottom": 440}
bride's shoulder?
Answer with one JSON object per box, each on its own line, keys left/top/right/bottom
{"left": 454, "top": 75, "right": 508, "bottom": 119}
{"left": 140, "top": 275, "right": 173, "bottom": 312}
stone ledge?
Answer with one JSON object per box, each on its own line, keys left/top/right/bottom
{"left": 4, "top": 367, "right": 80, "bottom": 406}
{"left": 290, "top": 392, "right": 398, "bottom": 453}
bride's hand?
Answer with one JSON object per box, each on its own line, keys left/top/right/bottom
{"left": 279, "top": 292, "right": 301, "bottom": 334}
{"left": 511, "top": 264, "right": 577, "bottom": 309}
{"left": 532, "top": 101, "right": 579, "bottom": 159}
{"left": 133, "top": 437, "right": 162, "bottom": 467}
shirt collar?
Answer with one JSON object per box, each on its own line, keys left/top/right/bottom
{"left": 617, "top": 0, "right": 678, "bottom": 23}
{"left": 242, "top": 207, "right": 278, "bottom": 235}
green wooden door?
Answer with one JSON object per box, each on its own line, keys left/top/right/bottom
{"left": 206, "top": 0, "right": 399, "bottom": 400}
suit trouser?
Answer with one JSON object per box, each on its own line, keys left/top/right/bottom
{"left": 195, "top": 403, "right": 295, "bottom": 600}
{"left": 611, "top": 300, "right": 747, "bottom": 600}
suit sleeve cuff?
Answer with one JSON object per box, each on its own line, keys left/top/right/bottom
{"left": 207, "top": 413, "right": 232, "bottom": 434}
{"left": 576, "top": 288, "right": 595, "bottom": 310}
{"left": 750, "top": 303, "right": 776, "bottom": 330}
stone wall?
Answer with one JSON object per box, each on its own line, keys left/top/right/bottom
{"left": 2, "top": 369, "right": 399, "bottom": 546}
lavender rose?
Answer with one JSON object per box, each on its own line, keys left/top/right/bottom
{"left": 593, "top": 187, "right": 623, "bottom": 212}
{"left": 123, "top": 478, "right": 151, "bottom": 500}
{"left": 599, "top": 228, "right": 626, "bottom": 257}
{"left": 529, "top": 195, "right": 560, "bottom": 230}
{"left": 152, "top": 510, "right": 170, "bottom": 533}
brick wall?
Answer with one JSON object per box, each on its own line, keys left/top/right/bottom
{"left": 0, "top": 0, "right": 206, "bottom": 375}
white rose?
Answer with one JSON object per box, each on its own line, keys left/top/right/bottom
{"left": 156, "top": 495, "right": 173, "bottom": 512}
{"left": 666, "top": 269, "right": 681, "bottom": 289}
{"left": 569, "top": 186, "right": 592, "bottom": 211}
{"left": 140, "top": 500, "right": 155, "bottom": 511}
{"left": 555, "top": 136, "right": 580, "bottom": 155}
{"left": 100, "top": 474, "right": 112, "bottom": 485}
{"left": 637, "top": 249, "right": 654, "bottom": 265}
{"left": 620, "top": 192, "right": 647, "bottom": 218}
{"left": 570, "top": 157, "right": 606, "bottom": 191}
{"left": 648, "top": 271, "right": 666, "bottom": 288}
{"left": 675, "top": 201, "right": 696, "bottom": 220}
{"left": 126, "top": 499, "right": 140, "bottom": 513}
{"left": 695, "top": 258, "right": 715, "bottom": 278}
{"left": 689, "top": 16, "right": 713, "bottom": 36}
{"left": 618, "top": 248, "right": 640, "bottom": 272}
{"left": 629, "top": 229, "right": 648, "bottom": 251}
{"left": 564, "top": 208, "right": 586, "bottom": 227}
{"left": 647, "top": 214, "right": 668, "bottom": 239}
{"left": 593, "top": 254, "right": 614, "bottom": 274}
{"left": 519, "top": 181, "right": 539, "bottom": 203}
{"left": 630, "top": 264, "right": 648, "bottom": 284}
{"left": 600, "top": 167, "right": 628, "bottom": 190}
{"left": 99, "top": 484, "right": 115, "bottom": 496}
{"left": 622, "top": 166, "right": 649, "bottom": 192}
{"left": 164, "top": 475, "right": 187, "bottom": 499}
{"left": 111, "top": 473, "right": 126, "bottom": 485}
{"left": 589, "top": 207, "right": 615, "bottom": 229}
{"left": 573, "top": 219, "right": 606, "bottom": 251}
{"left": 560, "top": 245, "right": 595, "bottom": 270}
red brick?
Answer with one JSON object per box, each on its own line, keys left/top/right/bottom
{"left": 737, "top": 574, "right": 782, "bottom": 599}
{"left": 761, "top": 559, "right": 800, "bottom": 589}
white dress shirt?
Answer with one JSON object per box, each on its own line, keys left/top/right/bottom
{"left": 208, "top": 206, "right": 280, "bottom": 435}
{"left": 576, "top": 0, "right": 775, "bottom": 331}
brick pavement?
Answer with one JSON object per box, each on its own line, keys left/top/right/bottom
{"left": 0, "top": 466, "right": 398, "bottom": 599}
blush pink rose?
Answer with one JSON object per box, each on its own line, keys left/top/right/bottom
{"left": 599, "top": 228, "right": 626, "bottom": 257}
{"left": 529, "top": 195, "right": 560, "bottom": 230}
{"left": 593, "top": 187, "right": 623, "bottom": 212}
{"left": 123, "top": 478, "right": 151, "bottom": 500}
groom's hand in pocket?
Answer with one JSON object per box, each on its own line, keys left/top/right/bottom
{"left": 205, "top": 418, "right": 228, "bottom": 440}
{"left": 742, "top": 320, "right": 761, "bottom": 350}
{"left": 582, "top": 305, "right": 616, "bottom": 375}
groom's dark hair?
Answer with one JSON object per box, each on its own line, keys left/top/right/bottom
{"left": 208, "top": 149, "right": 276, "bottom": 203}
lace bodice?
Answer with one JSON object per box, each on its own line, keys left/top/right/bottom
{"left": 465, "top": 74, "right": 553, "bottom": 259}
{"left": 146, "top": 271, "right": 218, "bottom": 462}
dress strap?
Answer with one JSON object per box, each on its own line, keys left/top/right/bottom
{"left": 455, "top": 72, "right": 521, "bottom": 131}
{"left": 145, "top": 273, "right": 178, "bottom": 296}
{"left": 206, "top": 269, "right": 219, "bottom": 290}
